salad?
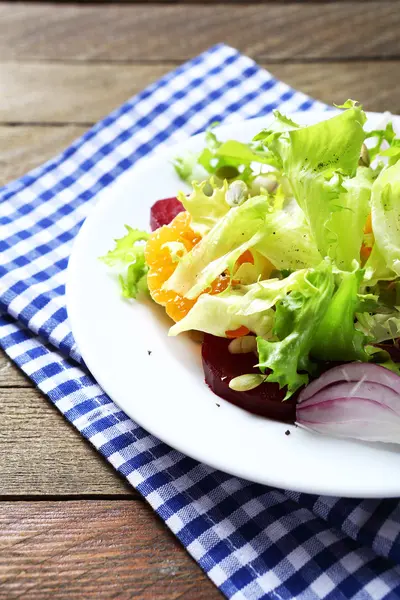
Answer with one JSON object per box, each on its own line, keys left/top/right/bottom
{"left": 102, "top": 101, "right": 400, "bottom": 444}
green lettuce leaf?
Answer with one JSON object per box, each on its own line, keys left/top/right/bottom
{"left": 100, "top": 226, "right": 150, "bottom": 299}
{"left": 119, "top": 256, "right": 149, "bottom": 299}
{"left": 100, "top": 226, "right": 149, "bottom": 265}
{"left": 177, "top": 179, "right": 230, "bottom": 235}
{"left": 365, "top": 121, "right": 396, "bottom": 162}
{"left": 253, "top": 110, "right": 300, "bottom": 149}
{"left": 367, "top": 161, "right": 400, "bottom": 277}
{"left": 174, "top": 124, "right": 280, "bottom": 186}
{"left": 232, "top": 269, "right": 310, "bottom": 316}
{"left": 215, "top": 140, "right": 277, "bottom": 166}
{"left": 357, "top": 310, "right": 400, "bottom": 344}
{"left": 257, "top": 261, "right": 335, "bottom": 398}
{"left": 325, "top": 167, "right": 372, "bottom": 270}
{"left": 270, "top": 106, "right": 367, "bottom": 264}
{"left": 311, "top": 268, "right": 368, "bottom": 361}
{"left": 364, "top": 245, "right": 395, "bottom": 283}
{"left": 172, "top": 153, "right": 209, "bottom": 186}
{"left": 169, "top": 293, "right": 275, "bottom": 338}
{"left": 164, "top": 195, "right": 321, "bottom": 299}
{"left": 253, "top": 202, "right": 322, "bottom": 271}
{"left": 169, "top": 269, "right": 310, "bottom": 338}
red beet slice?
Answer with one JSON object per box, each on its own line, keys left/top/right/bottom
{"left": 150, "top": 197, "right": 185, "bottom": 231}
{"left": 202, "top": 334, "right": 296, "bottom": 423}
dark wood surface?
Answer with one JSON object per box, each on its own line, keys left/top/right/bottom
{"left": 0, "top": 501, "right": 217, "bottom": 599}
{"left": 1, "top": 2, "right": 399, "bottom": 597}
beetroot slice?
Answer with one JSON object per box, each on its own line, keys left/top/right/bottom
{"left": 202, "top": 334, "right": 296, "bottom": 423}
{"left": 150, "top": 197, "right": 185, "bottom": 231}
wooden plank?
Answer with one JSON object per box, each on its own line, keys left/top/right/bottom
{"left": 0, "top": 350, "right": 33, "bottom": 388}
{"left": 272, "top": 61, "right": 400, "bottom": 114}
{"left": 0, "top": 125, "right": 88, "bottom": 186}
{"left": 1, "top": 3, "right": 399, "bottom": 61}
{"left": 1, "top": 63, "right": 170, "bottom": 124}
{"left": 1, "top": 61, "right": 399, "bottom": 131}
{"left": 0, "top": 500, "right": 219, "bottom": 599}
{"left": 0, "top": 388, "right": 133, "bottom": 496}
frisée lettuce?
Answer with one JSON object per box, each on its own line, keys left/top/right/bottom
{"left": 102, "top": 101, "right": 400, "bottom": 398}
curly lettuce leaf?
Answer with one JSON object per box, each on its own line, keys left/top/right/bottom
{"left": 311, "top": 268, "right": 369, "bottom": 361}
{"left": 100, "top": 226, "right": 150, "bottom": 299}
{"left": 253, "top": 110, "right": 300, "bottom": 148}
{"left": 100, "top": 226, "right": 149, "bottom": 265}
{"left": 253, "top": 203, "right": 322, "bottom": 271}
{"left": 269, "top": 106, "right": 367, "bottom": 265}
{"left": 215, "top": 140, "right": 277, "bottom": 167}
{"left": 119, "top": 256, "right": 149, "bottom": 299}
{"left": 174, "top": 125, "right": 279, "bottom": 186}
{"left": 365, "top": 121, "right": 396, "bottom": 162}
{"left": 357, "top": 310, "right": 400, "bottom": 344}
{"left": 172, "top": 153, "right": 209, "bottom": 186}
{"left": 165, "top": 195, "right": 321, "bottom": 300}
{"left": 257, "top": 261, "right": 335, "bottom": 398}
{"left": 178, "top": 179, "right": 230, "bottom": 235}
{"left": 169, "top": 293, "right": 275, "bottom": 338}
{"left": 231, "top": 269, "right": 310, "bottom": 316}
{"left": 325, "top": 167, "right": 372, "bottom": 270}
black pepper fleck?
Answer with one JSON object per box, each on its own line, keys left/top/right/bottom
{"left": 216, "top": 403, "right": 220, "bottom": 407}
{"left": 285, "top": 430, "right": 291, "bottom": 436}
{"left": 147, "top": 350, "right": 152, "bottom": 356}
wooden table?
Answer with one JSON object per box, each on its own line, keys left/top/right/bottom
{"left": 1, "top": 2, "right": 399, "bottom": 597}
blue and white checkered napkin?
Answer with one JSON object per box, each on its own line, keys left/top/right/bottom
{"left": 1, "top": 44, "right": 400, "bottom": 599}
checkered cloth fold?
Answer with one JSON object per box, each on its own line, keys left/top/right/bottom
{"left": 1, "top": 44, "right": 400, "bottom": 599}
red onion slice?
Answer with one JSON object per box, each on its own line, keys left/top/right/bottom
{"left": 298, "top": 362, "right": 400, "bottom": 403}
{"left": 296, "top": 364, "right": 400, "bottom": 443}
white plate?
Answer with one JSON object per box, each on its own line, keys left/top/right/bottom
{"left": 67, "top": 110, "right": 400, "bottom": 498}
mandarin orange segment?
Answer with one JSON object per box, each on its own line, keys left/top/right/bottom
{"left": 145, "top": 212, "right": 203, "bottom": 322}
{"left": 209, "top": 275, "right": 230, "bottom": 295}
{"left": 166, "top": 296, "right": 197, "bottom": 322}
{"left": 146, "top": 211, "right": 250, "bottom": 329}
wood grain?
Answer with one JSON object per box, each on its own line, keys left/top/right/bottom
{"left": 1, "top": 62, "right": 170, "bottom": 124}
{"left": 1, "top": 3, "right": 399, "bottom": 62}
{"left": 0, "top": 125, "right": 87, "bottom": 186}
{"left": 273, "top": 61, "right": 400, "bottom": 113}
{"left": 0, "top": 500, "right": 220, "bottom": 599}
{"left": 1, "top": 61, "right": 399, "bottom": 130}
{"left": 0, "top": 388, "right": 133, "bottom": 496}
